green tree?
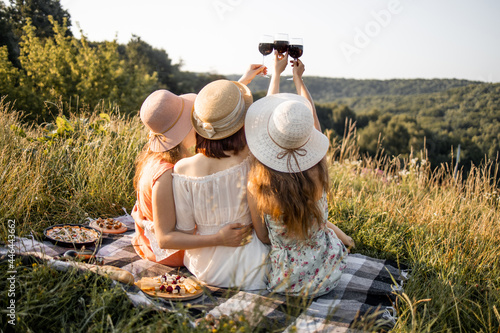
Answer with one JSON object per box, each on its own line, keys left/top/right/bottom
{"left": 121, "top": 36, "right": 180, "bottom": 93}
{"left": 331, "top": 103, "right": 356, "bottom": 136}
{"left": 9, "top": 16, "right": 157, "bottom": 122}
{"left": 6, "top": 0, "right": 71, "bottom": 66}
{"left": 9, "top": 0, "right": 71, "bottom": 39}
{"left": 174, "top": 70, "right": 225, "bottom": 94}
{"left": 315, "top": 102, "right": 356, "bottom": 137}
{"left": 0, "top": 45, "right": 37, "bottom": 109}
{"left": 357, "top": 114, "right": 390, "bottom": 155}
{"left": 315, "top": 103, "right": 334, "bottom": 131}
{"left": 0, "top": 2, "right": 18, "bottom": 65}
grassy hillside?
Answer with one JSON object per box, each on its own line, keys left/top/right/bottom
{"left": 1, "top": 100, "right": 499, "bottom": 332}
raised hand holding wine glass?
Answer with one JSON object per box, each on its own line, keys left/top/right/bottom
{"left": 287, "top": 37, "right": 303, "bottom": 80}
{"left": 258, "top": 34, "right": 274, "bottom": 78}
{"left": 273, "top": 33, "right": 289, "bottom": 76}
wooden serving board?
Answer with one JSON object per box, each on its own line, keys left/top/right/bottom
{"left": 135, "top": 276, "right": 204, "bottom": 301}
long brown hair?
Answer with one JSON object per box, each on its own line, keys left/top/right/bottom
{"left": 133, "top": 143, "right": 183, "bottom": 191}
{"left": 248, "top": 156, "right": 329, "bottom": 239}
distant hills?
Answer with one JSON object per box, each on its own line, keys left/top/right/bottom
{"left": 225, "top": 75, "right": 482, "bottom": 103}
{"left": 225, "top": 74, "right": 499, "bottom": 170}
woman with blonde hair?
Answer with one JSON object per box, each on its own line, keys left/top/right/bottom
{"left": 245, "top": 57, "right": 354, "bottom": 296}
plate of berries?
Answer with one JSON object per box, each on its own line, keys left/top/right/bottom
{"left": 135, "top": 273, "right": 204, "bottom": 300}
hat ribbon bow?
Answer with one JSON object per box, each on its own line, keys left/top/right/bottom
{"left": 201, "top": 122, "right": 216, "bottom": 138}
{"left": 268, "top": 123, "right": 310, "bottom": 172}
{"left": 148, "top": 131, "right": 167, "bottom": 142}
{"left": 277, "top": 147, "right": 308, "bottom": 171}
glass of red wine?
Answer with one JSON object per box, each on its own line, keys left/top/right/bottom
{"left": 258, "top": 34, "right": 274, "bottom": 78}
{"left": 274, "top": 33, "right": 289, "bottom": 76}
{"left": 287, "top": 37, "right": 303, "bottom": 80}
{"left": 274, "top": 33, "right": 289, "bottom": 56}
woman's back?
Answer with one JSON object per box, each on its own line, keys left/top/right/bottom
{"left": 173, "top": 153, "right": 269, "bottom": 290}
{"left": 174, "top": 146, "right": 249, "bottom": 178}
{"left": 173, "top": 153, "right": 251, "bottom": 235}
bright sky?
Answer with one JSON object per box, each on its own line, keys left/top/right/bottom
{"left": 57, "top": 0, "right": 500, "bottom": 82}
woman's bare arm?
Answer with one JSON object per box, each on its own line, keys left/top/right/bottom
{"left": 327, "top": 221, "right": 355, "bottom": 251}
{"left": 151, "top": 171, "right": 250, "bottom": 249}
{"left": 267, "top": 50, "right": 288, "bottom": 96}
{"left": 292, "top": 59, "right": 321, "bottom": 131}
{"left": 247, "top": 184, "right": 271, "bottom": 244}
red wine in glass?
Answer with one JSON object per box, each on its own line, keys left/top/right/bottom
{"left": 258, "top": 35, "right": 274, "bottom": 78}
{"left": 288, "top": 45, "right": 303, "bottom": 59}
{"left": 287, "top": 38, "right": 303, "bottom": 80}
{"left": 273, "top": 33, "right": 289, "bottom": 77}
{"left": 274, "top": 40, "right": 289, "bottom": 55}
{"left": 259, "top": 43, "right": 274, "bottom": 56}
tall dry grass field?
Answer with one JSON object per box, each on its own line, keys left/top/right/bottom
{"left": 328, "top": 127, "right": 500, "bottom": 332}
{"left": 0, "top": 98, "right": 146, "bottom": 239}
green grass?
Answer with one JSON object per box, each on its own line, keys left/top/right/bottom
{"left": 326, "top": 129, "right": 500, "bottom": 332}
{"left": 0, "top": 256, "right": 257, "bottom": 332}
{"left": 0, "top": 98, "right": 145, "bottom": 239}
{"left": 1, "top": 101, "right": 499, "bottom": 332}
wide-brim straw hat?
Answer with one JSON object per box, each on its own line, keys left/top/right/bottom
{"left": 140, "top": 90, "right": 196, "bottom": 152}
{"left": 192, "top": 80, "right": 253, "bottom": 140}
{"left": 245, "top": 93, "right": 329, "bottom": 173}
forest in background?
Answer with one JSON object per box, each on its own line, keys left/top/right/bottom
{"left": 1, "top": 0, "right": 499, "bottom": 173}
{"left": 233, "top": 75, "right": 500, "bottom": 172}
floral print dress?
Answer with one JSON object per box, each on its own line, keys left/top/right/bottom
{"left": 265, "top": 192, "right": 348, "bottom": 297}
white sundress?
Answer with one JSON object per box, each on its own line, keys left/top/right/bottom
{"left": 172, "top": 157, "right": 269, "bottom": 290}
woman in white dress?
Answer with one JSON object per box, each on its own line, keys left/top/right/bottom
{"left": 172, "top": 80, "right": 269, "bottom": 290}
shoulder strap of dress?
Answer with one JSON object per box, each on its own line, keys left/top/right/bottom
{"left": 151, "top": 161, "right": 174, "bottom": 186}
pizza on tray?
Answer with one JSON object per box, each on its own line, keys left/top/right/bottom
{"left": 45, "top": 225, "right": 100, "bottom": 244}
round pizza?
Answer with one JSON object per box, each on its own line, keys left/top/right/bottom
{"left": 46, "top": 225, "right": 100, "bottom": 244}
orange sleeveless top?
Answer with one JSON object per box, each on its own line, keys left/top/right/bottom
{"left": 131, "top": 158, "right": 184, "bottom": 266}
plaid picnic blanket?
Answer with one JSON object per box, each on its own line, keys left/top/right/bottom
{"left": 9, "top": 214, "right": 408, "bottom": 332}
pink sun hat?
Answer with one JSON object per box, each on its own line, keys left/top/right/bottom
{"left": 140, "top": 90, "right": 196, "bottom": 152}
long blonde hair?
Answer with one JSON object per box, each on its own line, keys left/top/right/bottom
{"left": 248, "top": 156, "right": 329, "bottom": 239}
{"left": 133, "top": 143, "right": 183, "bottom": 192}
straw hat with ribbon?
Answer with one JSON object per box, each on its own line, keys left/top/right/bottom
{"left": 140, "top": 90, "right": 196, "bottom": 152}
{"left": 245, "top": 93, "right": 329, "bottom": 173}
{"left": 192, "top": 80, "right": 253, "bottom": 140}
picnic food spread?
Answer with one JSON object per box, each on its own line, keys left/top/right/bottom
{"left": 90, "top": 217, "right": 127, "bottom": 234}
{"left": 45, "top": 224, "right": 100, "bottom": 245}
{"left": 135, "top": 273, "right": 203, "bottom": 300}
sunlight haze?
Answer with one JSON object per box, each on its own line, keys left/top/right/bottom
{"left": 55, "top": 0, "right": 500, "bottom": 82}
